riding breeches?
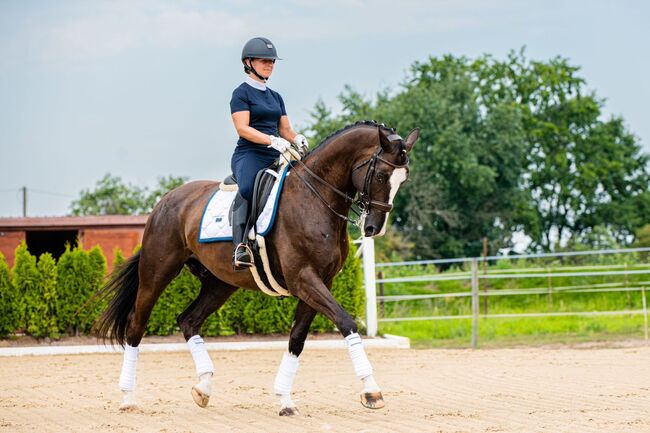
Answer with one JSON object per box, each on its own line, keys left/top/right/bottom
{"left": 230, "top": 148, "right": 278, "bottom": 201}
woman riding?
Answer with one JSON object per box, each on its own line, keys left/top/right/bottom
{"left": 230, "top": 36, "right": 308, "bottom": 270}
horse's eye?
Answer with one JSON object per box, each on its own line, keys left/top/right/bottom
{"left": 376, "top": 173, "right": 387, "bottom": 184}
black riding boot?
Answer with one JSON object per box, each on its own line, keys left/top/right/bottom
{"left": 231, "top": 192, "right": 253, "bottom": 270}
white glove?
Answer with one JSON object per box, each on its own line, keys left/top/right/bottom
{"left": 293, "top": 133, "right": 309, "bottom": 149}
{"left": 268, "top": 135, "right": 291, "bottom": 153}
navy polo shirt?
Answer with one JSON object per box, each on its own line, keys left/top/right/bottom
{"left": 230, "top": 80, "right": 287, "bottom": 157}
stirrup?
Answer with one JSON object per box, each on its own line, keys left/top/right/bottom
{"left": 233, "top": 243, "right": 254, "bottom": 270}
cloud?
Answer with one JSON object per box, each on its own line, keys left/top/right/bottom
{"left": 1, "top": 0, "right": 526, "bottom": 67}
{"left": 151, "top": 9, "right": 247, "bottom": 48}
{"left": 1, "top": 1, "right": 250, "bottom": 65}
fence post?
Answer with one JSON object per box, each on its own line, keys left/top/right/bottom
{"left": 642, "top": 286, "right": 648, "bottom": 343}
{"left": 471, "top": 258, "right": 479, "bottom": 348}
{"left": 362, "top": 237, "right": 378, "bottom": 337}
{"left": 482, "top": 237, "right": 489, "bottom": 315}
{"left": 378, "top": 271, "right": 385, "bottom": 318}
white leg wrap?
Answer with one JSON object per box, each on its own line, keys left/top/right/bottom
{"left": 119, "top": 344, "right": 139, "bottom": 392}
{"left": 273, "top": 352, "right": 299, "bottom": 396}
{"left": 345, "top": 332, "right": 373, "bottom": 379}
{"left": 187, "top": 335, "right": 214, "bottom": 377}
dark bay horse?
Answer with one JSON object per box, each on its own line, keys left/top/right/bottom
{"left": 95, "top": 120, "right": 419, "bottom": 415}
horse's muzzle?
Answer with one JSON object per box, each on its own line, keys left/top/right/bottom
{"left": 364, "top": 224, "right": 379, "bottom": 237}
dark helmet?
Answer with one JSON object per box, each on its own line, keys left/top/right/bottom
{"left": 241, "top": 37, "right": 281, "bottom": 63}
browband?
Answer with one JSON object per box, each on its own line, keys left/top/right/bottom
{"left": 386, "top": 134, "right": 402, "bottom": 142}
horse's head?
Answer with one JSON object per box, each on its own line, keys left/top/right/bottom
{"left": 352, "top": 126, "right": 419, "bottom": 237}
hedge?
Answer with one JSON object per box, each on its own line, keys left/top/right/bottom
{"left": 0, "top": 252, "right": 17, "bottom": 337}
{"left": 1, "top": 238, "right": 365, "bottom": 339}
{"left": 146, "top": 238, "right": 364, "bottom": 336}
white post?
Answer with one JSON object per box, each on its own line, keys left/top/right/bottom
{"left": 642, "top": 286, "right": 648, "bottom": 343}
{"left": 362, "top": 237, "right": 378, "bottom": 337}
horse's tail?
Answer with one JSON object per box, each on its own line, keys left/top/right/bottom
{"left": 94, "top": 250, "right": 141, "bottom": 347}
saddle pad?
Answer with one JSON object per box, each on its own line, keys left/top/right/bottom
{"left": 198, "top": 165, "right": 290, "bottom": 243}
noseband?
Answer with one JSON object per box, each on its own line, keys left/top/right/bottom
{"left": 352, "top": 135, "right": 409, "bottom": 214}
{"left": 285, "top": 133, "right": 409, "bottom": 225}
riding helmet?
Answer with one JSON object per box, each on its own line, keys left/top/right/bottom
{"left": 241, "top": 37, "right": 281, "bottom": 63}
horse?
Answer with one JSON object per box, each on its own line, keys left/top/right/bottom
{"left": 94, "top": 120, "right": 419, "bottom": 415}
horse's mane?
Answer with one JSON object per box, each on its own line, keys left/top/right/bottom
{"left": 305, "top": 120, "right": 396, "bottom": 158}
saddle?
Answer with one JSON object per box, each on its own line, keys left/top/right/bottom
{"left": 221, "top": 161, "right": 282, "bottom": 232}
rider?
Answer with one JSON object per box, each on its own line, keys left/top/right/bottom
{"left": 230, "top": 36, "right": 308, "bottom": 270}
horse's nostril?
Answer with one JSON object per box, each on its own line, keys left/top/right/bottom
{"left": 364, "top": 226, "right": 376, "bottom": 237}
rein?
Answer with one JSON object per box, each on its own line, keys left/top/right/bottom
{"left": 280, "top": 132, "right": 409, "bottom": 226}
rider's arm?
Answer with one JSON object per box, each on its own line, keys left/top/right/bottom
{"left": 231, "top": 111, "right": 272, "bottom": 145}
{"left": 278, "top": 115, "right": 298, "bottom": 142}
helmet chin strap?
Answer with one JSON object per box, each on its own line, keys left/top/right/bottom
{"left": 244, "top": 59, "right": 269, "bottom": 83}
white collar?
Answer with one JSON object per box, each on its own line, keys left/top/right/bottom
{"left": 245, "top": 76, "right": 266, "bottom": 91}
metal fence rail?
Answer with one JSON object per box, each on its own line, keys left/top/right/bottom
{"left": 360, "top": 242, "right": 650, "bottom": 345}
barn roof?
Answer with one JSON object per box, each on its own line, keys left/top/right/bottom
{"left": 0, "top": 215, "right": 149, "bottom": 230}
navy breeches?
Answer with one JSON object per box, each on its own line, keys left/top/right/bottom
{"left": 231, "top": 149, "right": 278, "bottom": 201}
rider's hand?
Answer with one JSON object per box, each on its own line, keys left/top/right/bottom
{"left": 293, "top": 134, "right": 309, "bottom": 149}
{"left": 268, "top": 135, "right": 291, "bottom": 153}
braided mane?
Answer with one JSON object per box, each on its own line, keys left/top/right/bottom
{"left": 307, "top": 120, "right": 396, "bottom": 156}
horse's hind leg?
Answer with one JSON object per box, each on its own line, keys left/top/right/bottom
{"left": 119, "top": 247, "right": 186, "bottom": 410}
{"left": 178, "top": 259, "right": 238, "bottom": 408}
{"left": 273, "top": 300, "right": 316, "bottom": 416}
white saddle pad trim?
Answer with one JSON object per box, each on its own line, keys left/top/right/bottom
{"left": 198, "top": 164, "right": 290, "bottom": 243}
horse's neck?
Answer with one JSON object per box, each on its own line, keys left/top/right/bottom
{"left": 304, "top": 128, "right": 375, "bottom": 196}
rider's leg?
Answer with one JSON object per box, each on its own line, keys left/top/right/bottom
{"left": 231, "top": 191, "right": 253, "bottom": 269}
{"left": 230, "top": 150, "right": 276, "bottom": 270}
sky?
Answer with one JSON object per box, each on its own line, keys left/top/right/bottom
{"left": 0, "top": 0, "right": 648, "bottom": 217}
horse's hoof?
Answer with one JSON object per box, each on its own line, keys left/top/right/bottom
{"left": 360, "top": 392, "right": 385, "bottom": 409}
{"left": 191, "top": 386, "right": 210, "bottom": 408}
{"left": 119, "top": 402, "right": 138, "bottom": 411}
{"left": 279, "top": 406, "right": 300, "bottom": 416}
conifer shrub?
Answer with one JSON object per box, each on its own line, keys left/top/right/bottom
{"left": 12, "top": 242, "right": 39, "bottom": 332}
{"left": 30, "top": 253, "right": 59, "bottom": 338}
{"left": 0, "top": 252, "right": 17, "bottom": 337}
{"left": 57, "top": 244, "right": 107, "bottom": 335}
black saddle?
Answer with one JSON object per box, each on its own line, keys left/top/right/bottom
{"left": 227, "top": 161, "right": 282, "bottom": 229}
{"left": 223, "top": 174, "right": 237, "bottom": 185}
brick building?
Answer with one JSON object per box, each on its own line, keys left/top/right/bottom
{"left": 0, "top": 215, "right": 148, "bottom": 272}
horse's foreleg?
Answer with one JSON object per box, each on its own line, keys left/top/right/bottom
{"left": 293, "top": 267, "right": 384, "bottom": 409}
{"left": 344, "top": 332, "right": 384, "bottom": 409}
{"left": 177, "top": 275, "right": 237, "bottom": 408}
{"left": 274, "top": 300, "right": 316, "bottom": 416}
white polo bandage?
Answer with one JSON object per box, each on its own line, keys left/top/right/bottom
{"left": 119, "top": 344, "right": 139, "bottom": 391}
{"left": 187, "top": 335, "right": 214, "bottom": 377}
{"left": 273, "top": 352, "right": 299, "bottom": 396}
{"left": 345, "top": 332, "right": 373, "bottom": 379}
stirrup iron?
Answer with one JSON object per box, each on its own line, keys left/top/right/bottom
{"left": 233, "top": 243, "right": 254, "bottom": 270}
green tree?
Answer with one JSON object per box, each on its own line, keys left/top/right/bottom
{"left": 57, "top": 244, "right": 107, "bottom": 335}
{"left": 30, "top": 253, "right": 59, "bottom": 338}
{"left": 463, "top": 51, "right": 650, "bottom": 250}
{"left": 0, "top": 252, "right": 18, "bottom": 337}
{"left": 12, "top": 242, "right": 39, "bottom": 331}
{"left": 307, "top": 49, "right": 650, "bottom": 257}
{"left": 70, "top": 173, "right": 187, "bottom": 215}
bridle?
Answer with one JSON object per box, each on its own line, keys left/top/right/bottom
{"left": 282, "top": 133, "right": 409, "bottom": 226}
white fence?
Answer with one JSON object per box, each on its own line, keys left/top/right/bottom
{"left": 359, "top": 240, "right": 650, "bottom": 346}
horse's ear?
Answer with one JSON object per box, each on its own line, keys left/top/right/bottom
{"left": 379, "top": 128, "right": 393, "bottom": 152}
{"left": 404, "top": 128, "right": 420, "bottom": 153}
